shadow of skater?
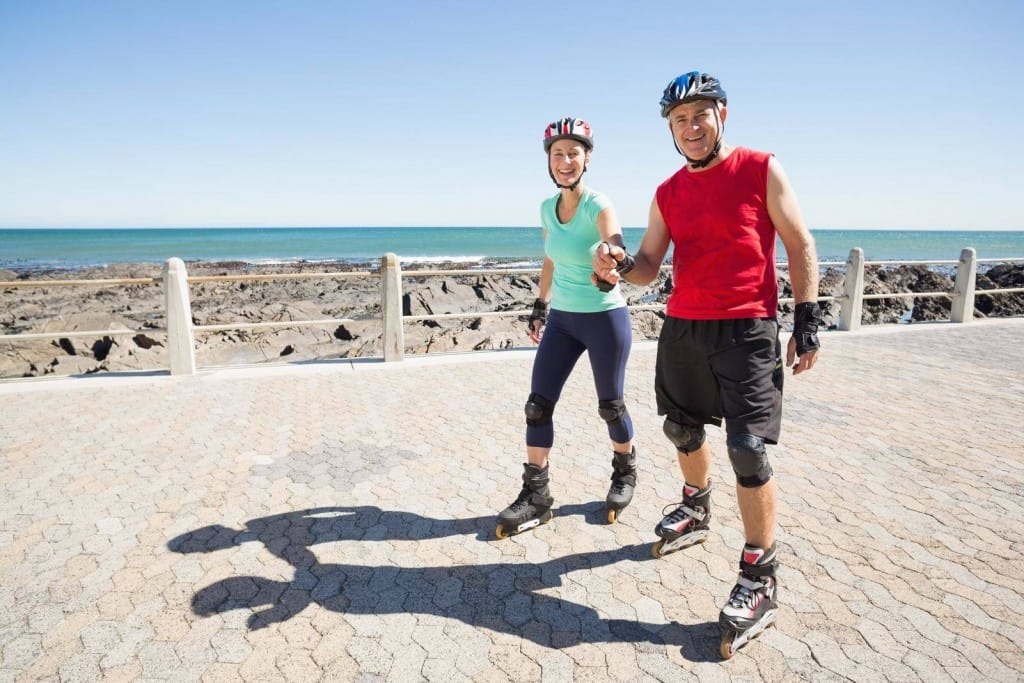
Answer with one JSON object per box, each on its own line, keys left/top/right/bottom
{"left": 168, "top": 506, "right": 720, "bottom": 659}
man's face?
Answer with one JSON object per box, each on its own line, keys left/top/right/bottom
{"left": 667, "top": 99, "right": 726, "bottom": 160}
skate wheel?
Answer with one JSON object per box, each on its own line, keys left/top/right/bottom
{"left": 720, "top": 630, "right": 737, "bottom": 660}
{"left": 607, "top": 509, "right": 618, "bottom": 524}
{"left": 651, "top": 540, "right": 666, "bottom": 558}
{"left": 495, "top": 524, "right": 508, "bottom": 539}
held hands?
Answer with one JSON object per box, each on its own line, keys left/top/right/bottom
{"left": 787, "top": 301, "right": 823, "bottom": 375}
{"left": 591, "top": 242, "right": 633, "bottom": 291}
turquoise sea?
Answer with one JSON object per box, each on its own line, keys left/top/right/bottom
{"left": 2, "top": 227, "right": 1023, "bottom": 271}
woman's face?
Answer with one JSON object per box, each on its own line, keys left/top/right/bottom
{"left": 548, "top": 139, "right": 589, "bottom": 187}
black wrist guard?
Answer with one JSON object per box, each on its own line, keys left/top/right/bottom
{"left": 528, "top": 298, "right": 548, "bottom": 329}
{"left": 793, "top": 302, "right": 823, "bottom": 355}
{"left": 595, "top": 242, "right": 635, "bottom": 292}
{"left": 613, "top": 250, "right": 635, "bottom": 276}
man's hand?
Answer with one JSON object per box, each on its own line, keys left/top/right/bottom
{"left": 786, "top": 337, "right": 818, "bottom": 375}
{"left": 787, "top": 301, "right": 823, "bottom": 375}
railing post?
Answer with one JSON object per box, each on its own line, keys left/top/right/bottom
{"left": 951, "top": 247, "right": 977, "bottom": 323}
{"left": 380, "top": 253, "right": 405, "bottom": 361}
{"left": 163, "top": 257, "right": 197, "bottom": 375}
{"left": 838, "top": 247, "right": 864, "bottom": 331}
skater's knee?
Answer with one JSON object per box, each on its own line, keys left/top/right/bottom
{"left": 727, "top": 434, "right": 773, "bottom": 488}
{"left": 663, "top": 418, "right": 705, "bottom": 454}
{"left": 525, "top": 393, "right": 555, "bottom": 426}
{"left": 598, "top": 399, "right": 628, "bottom": 427}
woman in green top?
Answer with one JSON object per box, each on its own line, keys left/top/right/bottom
{"left": 496, "top": 117, "right": 638, "bottom": 538}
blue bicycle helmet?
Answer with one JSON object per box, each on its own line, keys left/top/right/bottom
{"left": 659, "top": 71, "right": 727, "bottom": 118}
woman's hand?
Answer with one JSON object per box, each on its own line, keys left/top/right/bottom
{"left": 527, "top": 298, "right": 548, "bottom": 344}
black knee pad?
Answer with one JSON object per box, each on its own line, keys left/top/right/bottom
{"left": 524, "top": 393, "right": 555, "bottom": 426}
{"left": 663, "top": 418, "right": 705, "bottom": 453}
{"left": 598, "top": 399, "right": 628, "bottom": 427}
{"left": 727, "top": 433, "right": 773, "bottom": 488}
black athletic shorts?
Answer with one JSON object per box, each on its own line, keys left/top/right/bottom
{"left": 655, "top": 317, "right": 783, "bottom": 443}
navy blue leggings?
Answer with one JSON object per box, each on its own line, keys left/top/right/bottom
{"left": 527, "top": 307, "right": 634, "bottom": 448}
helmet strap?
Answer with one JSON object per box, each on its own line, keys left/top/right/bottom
{"left": 548, "top": 162, "right": 588, "bottom": 191}
{"left": 686, "top": 139, "right": 722, "bottom": 169}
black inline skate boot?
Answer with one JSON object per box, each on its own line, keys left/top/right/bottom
{"left": 652, "top": 480, "right": 711, "bottom": 558}
{"left": 719, "top": 543, "right": 779, "bottom": 659}
{"left": 496, "top": 463, "right": 554, "bottom": 539}
{"left": 605, "top": 447, "right": 637, "bottom": 523}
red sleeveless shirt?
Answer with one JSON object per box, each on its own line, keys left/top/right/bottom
{"left": 656, "top": 147, "right": 778, "bottom": 320}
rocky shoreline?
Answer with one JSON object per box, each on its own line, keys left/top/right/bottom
{"left": 2, "top": 260, "right": 1022, "bottom": 379}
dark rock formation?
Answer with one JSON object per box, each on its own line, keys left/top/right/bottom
{"left": 2, "top": 260, "right": 1021, "bottom": 378}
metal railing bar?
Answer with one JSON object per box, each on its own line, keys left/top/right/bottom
{"left": 194, "top": 317, "right": 367, "bottom": 333}
{"left": 402, "top": 268, "right": 541, "bottom": 277}
{"left": 777, "top": 260, "right": 848, "bottom": 268}
{"left": 0, "top": 277, "right": 161, "bottom": 288}
{"left": 864, "top": 260, "right": 959, "bottom": 266}
{"left": 976, "top": 287, "right": 1024, "bottom": 295}
{"left": 0, "top": 328, "right": 149, "bottom": 342}
{"left": 403, "top": 311, "right": 527, "bottom": 322}
{"left": 187, "top": 272, "right": 373, "bottom": 284}
{"left": 401, "top": 294, "right": 840, "bottom": 322}
{"left": 861, "top": 292, "right": 951, "bottom": 301}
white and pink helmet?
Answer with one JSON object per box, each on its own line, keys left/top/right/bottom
{"left": 542, "top": 117, "right": 594, "bottom": 152}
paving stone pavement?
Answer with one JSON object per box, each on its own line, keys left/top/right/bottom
{"left": 1, "top": 319, "right": 1023, "bottom": 682}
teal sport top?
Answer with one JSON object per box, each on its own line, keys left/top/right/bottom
{"left": 541, "top": 188, "right": 627, "bottom": 313}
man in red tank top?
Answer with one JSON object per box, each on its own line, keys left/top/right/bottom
{"left": 593, "top": 70, "right": 823, "bottom": 658}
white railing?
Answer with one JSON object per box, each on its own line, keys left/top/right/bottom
{"left": 836, "top": 248, "right": 1024, "bottom": 329}
{"left": 2, "top": 248, "right": 1023, "bottom": 376}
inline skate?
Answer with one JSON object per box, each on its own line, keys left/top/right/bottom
{"left": 719, "top": 543, "right": 778, "bottom": 659}
{"left": 495, "top": 463, "right": 554, "bottom": 538}
{"left": 605, "top": 447, "right": 637, "bottom": 523}
{"left": 651, "top": 480, "right": 711, "bottom": 558}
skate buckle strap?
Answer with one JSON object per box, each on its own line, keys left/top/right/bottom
{"left": 505, "top": 497, "right": 530, "bottom": 515}
{"left": 526, "top": 491, "right": 546, "bottom": 504}
{"left": 508, "top": 487, "right": 549, "bottom": 512}
{"left": 728, "top": 575, "right": 765, "bottom": 609}
{"left": 611, "top": 463, "right": 634, "bottom": 476}
{"left": 742, "top": 546, "right": 767, "bottom": 564}
{"left": 664, "top": 503, "right": 705, "bottom": 525}
{"left": 739, "top": 558, "right": 776, "bottom": 578}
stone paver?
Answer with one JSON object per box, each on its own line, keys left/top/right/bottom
{"left": 1, "top": 319, "right": 1023, "bottom": 681}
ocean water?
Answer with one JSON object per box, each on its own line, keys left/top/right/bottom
{"left": 1, "top": 227, "right": 1023, "bottom": 271}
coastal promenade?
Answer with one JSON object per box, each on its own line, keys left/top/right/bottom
{"left": 1, "top": 319, "right": 1022, "bottom": 682}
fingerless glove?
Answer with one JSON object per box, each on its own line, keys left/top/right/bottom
{"left": 528, "top": 298, "right": 548, "bottom": 330}
{"left": 793, "top": 302, "right": 823, "bottom": 355}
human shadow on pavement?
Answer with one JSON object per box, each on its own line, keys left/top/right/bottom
{"left": 551, "top": 501, "right": 617, "bottom": 526}
{"left": 168, "top": 506, "right": 721, "bottom": 660}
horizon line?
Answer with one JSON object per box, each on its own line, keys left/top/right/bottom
{"left": 2, "top": 225, "right": 1023, "bottom": 232}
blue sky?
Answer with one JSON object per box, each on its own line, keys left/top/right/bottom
{"left": 1, "top": 0, "right": 1022, "bottom": 230}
